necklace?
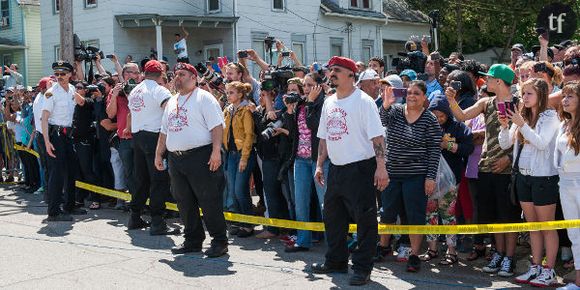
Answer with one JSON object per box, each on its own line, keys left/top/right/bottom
{"left": 176, "top": 89, "right": 195, "bottom": 114}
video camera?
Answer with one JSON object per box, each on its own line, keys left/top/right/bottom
{"left": 261, "top": 66, "right": 294, "bottom": 92}
{"left": 86, "top": 83, "right": 106, "bottom": 96}
{"left": 123, "top": 79, "right": 138, "bottom": 96}
{"left": 73, "top": 34, "right": 104, "bottom": 62}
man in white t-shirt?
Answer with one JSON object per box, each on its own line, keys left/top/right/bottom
{"left": 311, "top": 56, "right": 389, "bottom": 286}
{"left": 174, "top": 25, "right": 189, "bottom": 63}
{"left": 154, "top": 62, "right": 228, "bottom": 258}
{"left": 126, "top": 60, "right": 178, "bottom": 236}
{"left": 32, "top": 77, "right": 52, "bottom": 196}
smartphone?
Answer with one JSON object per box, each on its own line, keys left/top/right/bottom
{"left": 105, "top": 54, "right": 114, "bottom": 59}
{"left": 505, "top": 101, "right": 515, "bottom": 113}
{"left": 450, "top": 80, "right": 462, "bottom": 91}
{"left": 536, "top": 27, "right": 549, "bottom": 41}
{"left": 313, "top": 62, "right": 320, "bottom": 72}
{"left": 392, "top": 88, "right": 408, "bottom": 99}
{"left": 281, "top": 51, "right": 291, "bottom": 57}
{"left": 497, "top": 102, "right": 507, "bottom": 117}
{"left": 238, "top": 50, "right": 248, "bottom": 58}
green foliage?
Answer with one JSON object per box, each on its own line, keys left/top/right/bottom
{"left": 405, "top": 0, "right": 579, "bottom": 57}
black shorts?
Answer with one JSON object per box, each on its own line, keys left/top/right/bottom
{"left": 516, "top": 173, "right": 559, "bottom": 206}
{"left": 476, "top": 172, "right": 522, "bottom": 224}
{"left": 380, "top": 174, "right": 427, "bottom": 225}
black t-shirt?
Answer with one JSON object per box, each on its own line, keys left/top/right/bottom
{"left": 72, "top": 97, "right": 96, "bottom": 141}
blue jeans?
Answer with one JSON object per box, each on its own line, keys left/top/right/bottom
{"left": 281, "top": 168, "right": 295, "bottom": 221}
{"left": 261, "top": 158, "right": 290, "bottom": 233}
{"left": 117, "top": 139, "right": 135, "bottom": 196}
{"left": 225, "top": 150, "right": 256, "bottom": 226}
{"left": 294, "top": 158, "right": 329, "bottom": 248}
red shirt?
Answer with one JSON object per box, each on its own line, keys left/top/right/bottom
{"left": 107, "top": 92, "right": 132, "bottom": 139}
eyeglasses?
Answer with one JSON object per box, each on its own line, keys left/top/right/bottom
{"left": 54, "top": 72, "right": 68, "bottom": 76}
{"left": 125, "top": 71, "right": 139, "bottom": 74}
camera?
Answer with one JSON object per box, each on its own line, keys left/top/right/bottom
{"left": 73, "top": 34, "right": 104, "bottom": 62}
{"left": 261, "top": 66, "right": 294, "bottom": 92}
{"left": 195, "top": 63, "right": 224, "bottom": 90}
{"left": 238, "top": 50, "right": 248, "bottom": 58}
{"left": 284, "top": 92, "right": 302, "bottom": 104}
{"left": 281, "top": 51, "right": 291, "bottom": 57}
{"left": 86, "top": 83, "right": 106, "bottom": 96}
{"left": 261, "top": 120, "right": 283, "bottom": 141}
{"left": 123, "top": 79, "right": 138, "bottom": 95}
{"left": 450, "top": 80, "right": 462, "bottom": 91}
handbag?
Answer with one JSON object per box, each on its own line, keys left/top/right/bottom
{"left": 508, "top": 143, "right": 524, "bottom": 205}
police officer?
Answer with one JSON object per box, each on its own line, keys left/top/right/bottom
{"left": 126, "top": 60, "right": 177, "bottom": 235}
{"left": 155, "top": 63, "right": 228, "bottom": 257}
{"left": 41, "top": 61, "right": 86, "bottom": 222}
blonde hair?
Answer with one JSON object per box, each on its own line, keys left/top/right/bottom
{"left": 226, "top": 81, "right": 252, "bottom": 97}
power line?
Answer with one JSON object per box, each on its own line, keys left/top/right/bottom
{"left": 286, "top": 7, "right": 347, "bottom": 32}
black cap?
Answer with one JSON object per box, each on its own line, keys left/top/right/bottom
{"left": 52, "top": 60, "right": 73, "bottom": 72}
{"left": 531, "top": 45, "right": 555, "bottom": 60}
{"left": 511, "top": 43, "right": 525, "bottom": 53}
{"left": 554, "top": 40, "right": 573, "bottom": 50}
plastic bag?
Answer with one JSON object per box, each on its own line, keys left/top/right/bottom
{"left": 432, "top": 156, "right": 456, "bottom": 200}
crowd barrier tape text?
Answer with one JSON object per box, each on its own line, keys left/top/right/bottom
{"left": 75, "top": 181, "right": 580, "bottom": 235}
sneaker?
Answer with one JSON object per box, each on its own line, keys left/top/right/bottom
{"left": 373, "top": 244, "right": 392, "bottom": 262}
{"left": 283, "top": 235, "right": 297, "bottom": 246}
{"left": 483, "top": 252, "right": 504, "bottom": 273}
{"left": 497, "top": 256, "right": 515, "bottom": 277}
{"left": 515, "top": 264, "right": 542, "bottom": 284}
{"left": 529, "top": 268, "right": 557, "bottom": 287}
{"left": 397, "top": 246, "right": 411, "bottom": 262}
{"left": 557, "top": 283, "right": 580, "bottom": 290}
{"left": 406, "top": 254, "right": 421, "bottom": 272}
{"left": 33, "top": 187, "right": 44, "bottom": 195}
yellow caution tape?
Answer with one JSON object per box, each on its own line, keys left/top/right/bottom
{"left": 13, "top": 144, "right": 40, "bottom": 158}
{"left": 76, "top": 181, "right": 580, "bottom": 234}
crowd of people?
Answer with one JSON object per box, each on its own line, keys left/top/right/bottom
{"left": 1, "top": 35, "right": 580, "bottom": 288}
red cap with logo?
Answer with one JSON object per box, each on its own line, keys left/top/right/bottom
{"left": 144, "top": 60, "right": 164, "bottom": 73}
{"left": 173, "top": 62, "right": 198, "bottom": 77}
{"left": 328, "top": 56, "right": 357, "bottom": 73}
{"left": 37, "top": 77, "right": 51, "bottom": 90}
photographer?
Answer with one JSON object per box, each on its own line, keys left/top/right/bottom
{"left": 236, "top": 49, "right": 270, "bottom": 103}
{"left": 282, "top": 73, "right": 327, "bottom": 253}
{"left": 276, "top": 50, "right": 303, "bottom": 69}
{"left": 2, "top": 64, "right": 23, "bottom": 89}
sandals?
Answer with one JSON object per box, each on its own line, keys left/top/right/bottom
{"left": 420, "top": 249, "right": 439, "bottom": 262}
{"left": 467, "top": 246, "right": 486, "bottom": 261}
{"left": 89, "top": 202, "right": 101, "bottom": 210}
{"left": 439, "top": 253, "right": 458, "bottom": 265}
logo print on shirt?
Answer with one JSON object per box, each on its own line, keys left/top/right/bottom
{"left": 326, "top": 107, "right": 348, "bottom": 141}
{"left": 129, "top": 88, "right": 145, "bottom": 112}
{"left": 168, "top": 107, "right": 188, "bottom": 132}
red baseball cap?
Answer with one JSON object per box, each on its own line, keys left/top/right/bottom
{"left": 37, "top": 77, "right": 51, "bottom": 90}
{"left": 144, "top": 60, "right": 164, "bottom": 73}
{"left": 328, "top": 56, "right": 357, "bottom": 73}
{"left": 173, "top": 62, "right": 198, "bottom": 77}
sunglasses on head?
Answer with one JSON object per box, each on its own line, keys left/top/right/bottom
{"left": 533, "top": 63, "right": 554, "bottom": 77}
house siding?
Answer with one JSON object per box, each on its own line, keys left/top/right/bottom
{"left": 0, "top": 0, "right": 24, "bottom": 43}
{"left": 23, "top": 4, "right": 41, "bottom": 85}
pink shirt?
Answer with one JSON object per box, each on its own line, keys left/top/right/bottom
{"left": 296, "top": 106, "right": 312, "bottom": 159}
{"left": 107, "top": 93, "right": 132, "bottom": 139}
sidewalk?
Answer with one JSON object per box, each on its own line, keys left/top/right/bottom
{"left": 0, "top": 184, "right": 552, "bottom": 289}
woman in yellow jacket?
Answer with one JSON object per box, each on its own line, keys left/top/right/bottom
{"left": 223, "top": 81, "right": 256, "bottom": 237}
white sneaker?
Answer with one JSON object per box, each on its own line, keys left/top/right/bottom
{"left": 530, "top": 268, "right": 557, "bottom": 287}
{"left": 515, "top": 264, "right": 541, "bottom": 284}
{"left": 557, "top": 283, "right": 580, "bottom": 290}
{"left": 497, "top": 256, "right": 515, "bottom": 277}
{"left": 396, "top": 246, "right": 410, "bottom": 262}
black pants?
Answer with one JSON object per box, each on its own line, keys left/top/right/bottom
{"left": 46, "top": 130, "right": 77, "bottom": 216}
{"left": 16, "top": 142, "right": 40, "bottom": 188}
{"left": 74, "top": 141, "right": 100, "bottom": 202}
{"left": 130, "top": 131, "right": 169, "bottom": 217}
{"left": 323, "top": 158, "right": 378, "bottom": 274}
{"left": 168, "top": 145, "right": 227, "bottom": 246}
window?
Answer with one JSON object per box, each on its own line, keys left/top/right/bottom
{"left": 3, "top": 54, "right": 12, "bottom": 67}
{"left": 0, "top": 0, "right": 9, "bottom": 29}
{"left": 292, "top": 43, "right": 305, "bottom": 65}
{"left": 84, "top": 0, "right": 97, "bottom": 8}
{"left": 53, "top": 0, "right": 60, "bottom": 14}
{"left": 330, "top": 38, "right": 343, "bottom": 57}
{"left": 361, "top": 39, "right": 374, "bottom": 63}
{"left": 54, "top": 45, "right": 61, "bottom": 61}
{"left": 207, "top": 0, "right": 219, "bottom": 12}
{"left": 251, "top": 39, "right": 266, "bottom": 78}
{"left": 350, "top": 0, "right": 370, "bottom": 9}
{"left": 272, "top": 0, "right": 284, "bottom": 11}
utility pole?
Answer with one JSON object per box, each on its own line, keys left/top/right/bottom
{"left": 59, "top": 0, "right": 74, "bottom": 63}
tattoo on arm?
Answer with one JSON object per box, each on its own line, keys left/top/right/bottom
{"left": 373, "top": 137, "right": 386, "bottom": 159}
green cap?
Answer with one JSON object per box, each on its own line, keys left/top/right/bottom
{"left": 479, "top": 64, "right": 515, "bottom": 84}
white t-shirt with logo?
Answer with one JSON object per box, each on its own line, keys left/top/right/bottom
{"left": 174, "top": 38, "right": 188, "bottom": 59}
{"left": 33, "top": 92, "right": 45, "bottom": 133}
{"left": 161, "top": 88, "right": 224, "bottom": 152}
{"left": 128, "top": 79, "right": 172, "bottom": 133}
{"left": 317, "top": 88, "right": 384, "bottom": 166}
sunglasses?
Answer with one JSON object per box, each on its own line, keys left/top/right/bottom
{"left": 533, "top": 63, "right": 554, "bottom": 77}
{"left": 54, "top": 72, "right": 68, "bottom": 77}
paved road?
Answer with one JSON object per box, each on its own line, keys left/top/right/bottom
{"left": 0, "top": 184, "right": 553, "bottom": 289}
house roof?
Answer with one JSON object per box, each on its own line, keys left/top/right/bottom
{"left": 17, "top": 0, "right": 40, "bottom": 6}
{"left": 320, "top": 0, "right": 387, "bottom": 21}
{"left": 115, "top": 14, "right": 238, "bottom": 29}
{"left": 382, "top": 0, "right": 429, "bottom": 23}
{"left": 0, "top": 37, "right": 25, "bottom": 49}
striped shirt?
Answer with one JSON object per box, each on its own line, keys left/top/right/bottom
{"left": 380, "top": 104, "right": 441, "bottom": 180}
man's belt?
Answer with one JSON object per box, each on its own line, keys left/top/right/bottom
{"left": 49, "top": 125, "right": 73, "bottom": 138}
{"left": 169, "top": 144, "right": 212, "bottom": 156}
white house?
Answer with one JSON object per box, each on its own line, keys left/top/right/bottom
{"left": 40, "top": 0, "right": 430, "bottom": 76}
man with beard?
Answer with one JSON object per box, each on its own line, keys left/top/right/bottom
{"left": 41, "top": 61, "right": 87, "bottom": 222}
{"left": 155, "top": 63, "right": 228, "bottom": 257}
{"left": 311, "top": 56, "right": 388, "bottom": 286}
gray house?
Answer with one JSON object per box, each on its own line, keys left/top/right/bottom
{"left": 40, "top": 0, "right": 429, "bottom": 76}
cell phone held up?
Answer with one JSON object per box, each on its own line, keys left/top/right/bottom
{"left": 450, "top": 80, "right": 462, "bottom": 91}
{"left": 237, "top": 50, "right": 248, "bottom": 59}
{"left": 536, "top": 27, "right": 549, "bottom": 41}
{"left": 497, "top": 101, "right": 515, "bottom": 117}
